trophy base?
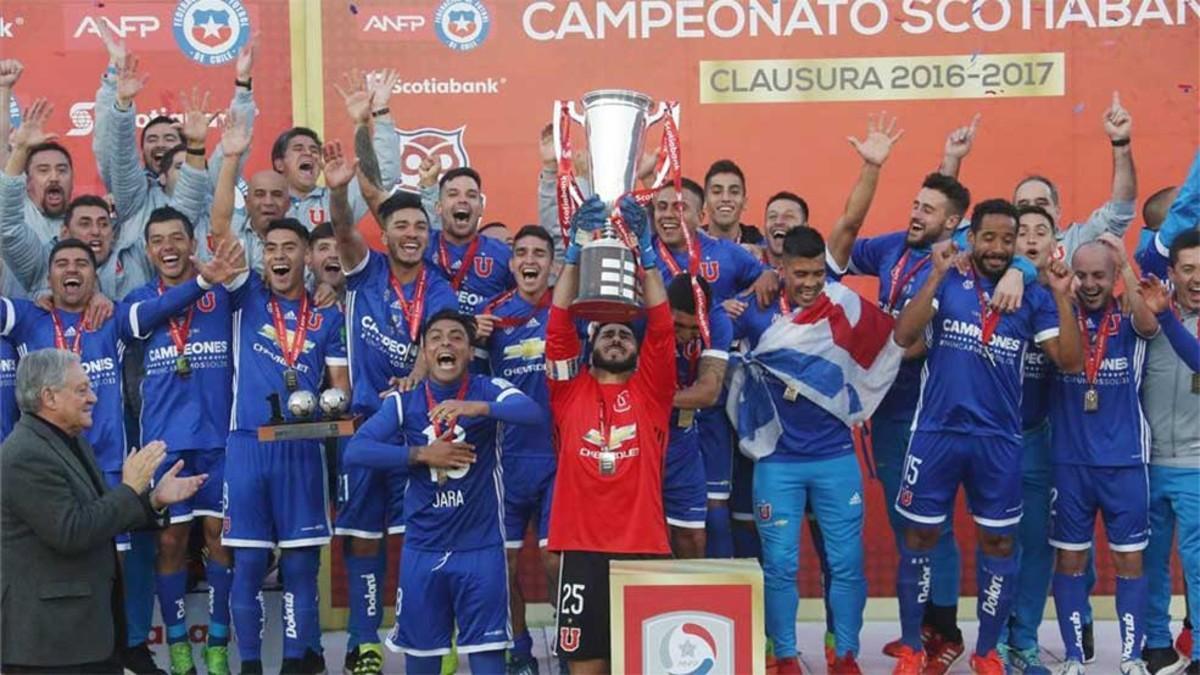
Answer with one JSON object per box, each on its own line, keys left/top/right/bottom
{"left": 570, "top": 297, "right": 644, "bottom": 323}
{"left": 257, "top": 416, "right": 363, "bottom": 442}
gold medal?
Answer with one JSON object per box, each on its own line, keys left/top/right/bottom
{"left": 284, "top": 368, "right": 299, "bottom": 392}
{"left": 784, "top": 387, "right": 799, "bottom": 402}
{"left": 677, "top": 409, "right": 695, "bottom": 428}
{"left": 1083, "top": 388, "right": 1100, "bottom": 413}
{"left": 174, "top": 355, "right": 191, "bottom": 378}
{"left": 598, "top": 451, "right": 616, "bottom": 476}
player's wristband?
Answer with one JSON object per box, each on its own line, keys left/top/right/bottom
{"left": 1111, "top": 138, "right": 1131, "bottom": 147}
{"left": 185, "top": 146, "right": 206, "bottom": 156}
{"left": 371, "top": 107, "right": 391, "bottom": 118}
{"left": 235, "top": 77, "right": 252, "bottom": 90}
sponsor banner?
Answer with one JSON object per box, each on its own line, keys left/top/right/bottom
{"left": 320, "top": 0, "right": 1197, "bottom": 255}
{"left": 4, "top": 0, "right": 290, "bottom": 197}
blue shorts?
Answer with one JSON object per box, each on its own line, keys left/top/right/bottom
{"left": 386, "top": 545, "right": 511, "bottom": 656}
{"left": 731, "top": 451, "right": 756, "bottom": 520}
{"left": 153, "top": 448, "right": 225, "bottom": 524}
{"left": 896, "top": 431, "right": 1023, "bottom": 531}
{"left": 103, "top": 470, "right": 131, "bottom": 552}
{"left": 1050, "top": 463, "right": 1149, "bottom": 552}
{"left": 222, "top": 430, "right": 331, "bottom": 549}
{"left": 502, "top": 456, "right": 555, "bottom": 548}
{"left": 334, "top": 463, "right": 408, "bottom": 538}
{"left": 698, "top": 407, "right": 734, "bottom": 499}
{"left": 663, "top": 431, "right": 707, "bottom": 529}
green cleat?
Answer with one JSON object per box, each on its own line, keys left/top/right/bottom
{"left": 203, "top": 645, "right": 230, "bottom": 675}
{"left": 168, "top": 642, "right": 196, "bottom": 675}
{"left": 351, "top": 644, "right": 384, "bottom": 675}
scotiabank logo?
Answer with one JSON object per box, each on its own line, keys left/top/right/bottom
{"left": 0, "top": 15, "right": 24, "bottom": 39}
{"left": 642, "top": 612, "right": 734, "bottom": 675}
{"left": 65, "top": 102, "right": 229, "bottom": 138}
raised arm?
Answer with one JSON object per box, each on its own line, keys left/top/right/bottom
{"left": 1105, "top": 91, "right": 1136, "bottom": 208}
{"left": 0, "top": 60, "right": 21, "bottom": 168}
{"left": 107, "top": 54, "right": 152, "bottom": 224}
{"left": 827, "top": 113, "right": 903, "bottom": 272}
{"left": 91, "top": 22, "right": 126, "bottom": 185}
{"left": 323, "top": 140, "right": 369, "bottom": 271}
{"left": 2, "top": 99, "right": 56, "bottom": 292}
{"left": 937, "top": 113, "right": 980, "bottom": 179}
{"left": 1141, "top": 279, "right": 1200, "bottom": 372}
{"left": 895, "top": 240, "right": 955, "bottom": 348}
{"left": 207, "top": 35, "right": 258, "bottom": 186}
{"left": 1099, "top": 234, "right": 1159, "bottom": 337}
{"left": 1038, "top": 260, "right": 1085, "bottom": 374}
{"left": 208, "top": 109, "right": 253, "bottom": 247}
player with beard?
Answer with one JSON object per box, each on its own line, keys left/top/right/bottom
{"left": 345, "top": 310, "right": 543, "bottom": 675}
{"left": 1140, "top": 230, "right": 1200, "bottom": 675}
{"left": 1047, "top": 238, "right": 1162, "bottom": 675}
{"left": 271, "top": 70, "right": 401, "bottom": 232}
{"left": 220, "top": 218, "right": 349, "bottom": 674}
{"left": 324, "top": 141, "right": 457, "bottom": 675}
{"left": 704, "top": 159, "right": 764, "bottom": 249}
{"left": 479, "top": 226, "right": 556, "bottom": 675}
{"left": 426, "top": 167, "right": 516, "bottom": 318}
{"left": 547, "top": 196, "right": 673, "bottom": 674}
{"left": 124, "top": 208, "right": 241, "bottom": 675}
{"left": 890, "top": 199, "right": 1083, "bottom": 675}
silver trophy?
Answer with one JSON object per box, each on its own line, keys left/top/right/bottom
{"left": 553, "top": 90, "right": 678, "bottom": 322}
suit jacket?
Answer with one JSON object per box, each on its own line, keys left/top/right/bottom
{"left": 0, "top": 415, "right": 160, "bottom": 666}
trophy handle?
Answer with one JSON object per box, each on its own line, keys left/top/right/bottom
{"left": 645, "top": 101, "right": 681, "bottom": 190}
{"left": 551, "top": 100, "right": 587, "bottom": 165}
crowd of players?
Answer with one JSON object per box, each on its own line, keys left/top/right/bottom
{"left": 0, "top": 21, "right": 1197, "bottom": 675}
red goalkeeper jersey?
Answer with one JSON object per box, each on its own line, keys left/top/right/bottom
{"left": 544, "top": 301, "right": 676, "bottom": 554}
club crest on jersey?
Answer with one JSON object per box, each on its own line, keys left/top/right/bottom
{"left": 308, "top": 206, "right": 328, "bottom": 225}
{"left": 962, "top": 278, "right": 974, "bottom": 290}
{"left": 899, "top": 488, "right": 913, "bottom": 507}
{"left": 173, "top": 0, "right": 250, "bottom": 66}
{"left": 700, "top": 260, "right": 720, "bottom": 282}
{"left": 756, "top": 500, "right": 772, "bottom": 522}
{"left": 473, "top": 256, "right": 494, "bottom": 278}
{"left": 197, "top": 291, "right": 217, "bottom": 313}
{"left": 614, "top": 390, "right": 632, "bottom": 413}
{"left": 433, "top": 0, "right": 491, "bottom": 51}
{"left": 398, "top": 126, "right": 470, "bottom": 189}
{"left": 558, "top": 627, "right": 581, "bottom": 653}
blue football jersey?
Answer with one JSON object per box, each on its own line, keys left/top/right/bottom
{"left": 227, "top": 273, "right": 348, "bottom": 431}
{"left": 732, "top": 298, "right": 855, "bottom": 461}
{"left": 125, "top": 279, "right": 233, "bottom": 451}
{"left": 425, "top": 231, "right": 514, "bottom": 315}
{"left": 374, "top": 375, "right": 526, "bottom": 551}
{"left": 1021, "top": 344, "right": 1052, "bottom": 431}
{"left": 1050, "top": 308, "right": 1151, "bottom": 467}
{"left": 657, "top": 231, "right": 768, "bottom": 302}
{"left": 672, "top": 305, "right": 734, "bottom": 430}
{"left": 0, "top": 340, "right": 16, "bottom": 440}
{"left": 844, "top": 232, "right": 936, "bottom": 424}
{"left": 0, "top": 280, "right": 209, "bottom": 471}
{"left": 344, "top": 252, "right": 458, "bottom": 416}
{"left": 912, "top": 269, "right": 1061, "bottom": 440}
{"left": 484, "top": 291, "right": 552, "bottom": 458}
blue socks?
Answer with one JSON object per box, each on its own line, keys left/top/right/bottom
{"left": 1116, "top": 575, "right": 1147, "bottom": 662}
{"left": 124, "top": 531, "right": 157, "bottom": 647}
{"left": 511, "top": 630, "right": 533, "bottom": 660}
{"left": 279, "top": 548, "right": 322, "bottom": 659}
{"left": 732, "top": 523, "right": 761, "bottom": 560}
{"left": 155, "top": 570, "right": 190, "bottom": 644}
{"left": 346, "top": 551, "right": 385, "bottom": 649}
{"left": 206, "top": 560, "right": 233, "bottom": 647}
{"left": 1053, "top": 572, "right": 1088, "bottom": 662}
{"left": 406, "top": 654, "right": 443, "bottom": 674}
{"left": 469, "top": 650, "right": 506, "bottom": 673}
{"left": 231, "top": 548, "right": 269, "bottom": 661}
{"left": 705, "top": 504, "right": 734, "bottom": 558}
{"left": 897, "top": 542, "right": 932, "bottom": 651}
{"left": 976, "top": 551, "right": 1018, "bottom": 656}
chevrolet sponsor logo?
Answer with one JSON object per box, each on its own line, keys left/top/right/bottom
{"left": 503, "top": 337, "right": 546, "bottom": 360}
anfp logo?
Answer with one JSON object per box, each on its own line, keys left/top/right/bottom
{"left": 643, "top": 612, "right": 734, "bottom": 675}
{"left": 397, "top": 126, "right": 470, "bottom": 189}
{"left": 433, "top": 0, "right": 491, "bottom": 51}
{"left": 173, "top": 0, "right": 250, "bottom": 66}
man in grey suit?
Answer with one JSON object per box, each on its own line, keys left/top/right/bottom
{"left": 1, "top": 348, "right": 205, "bottom": 673}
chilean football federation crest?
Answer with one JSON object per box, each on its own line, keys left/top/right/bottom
{"left": 397, "top": 126, "right": 470, "bottom": 189}
{"left": 643, "top": 612, "right": 735, "bottom": 675}
{"left": 173, "top": 0, "right": 251, "bottom": 66}
{"left": 433, "top": 0, "right": 491, "bottom": 51}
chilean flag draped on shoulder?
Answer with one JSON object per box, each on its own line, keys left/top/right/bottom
{"left": 726, "top": 282, "right": 904, "bottom": 460}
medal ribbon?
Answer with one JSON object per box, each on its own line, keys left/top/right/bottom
{"left": 158, "top": 279, "right": 195, "bottom": 362}
{"left": 437, "top": 234, "right": 482, "bottom": 292}
{"left": 886, "top": 251, "right": 930, "bottom": 312}
{"left": 268, "top": 293, "right": 310, "bottom": 371}
{"left": 50, "top": 309, "right": 86, "bottom": 354}
{"left": 487, "top": 289, "right": 551, "bottom": 329}
{"left": 424, "top": 377, "right": 471, "bottom": 438}
{"left": 388, "top": 267, "right": 427, "bottom": 342}
{"left": 1079, "top": 300, "right": 1117, "bottom": 389}
{"left": 973, "top": 270, "right": 1003, "bottom": 356}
